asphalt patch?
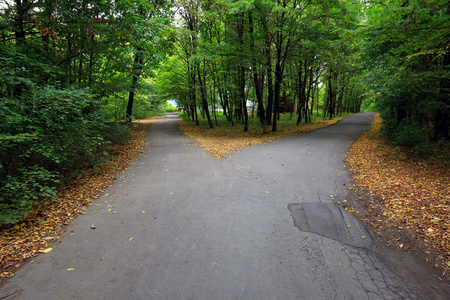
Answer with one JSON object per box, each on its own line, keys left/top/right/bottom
{"left": 288, "top": 202, "right": 374, "bottom": 249}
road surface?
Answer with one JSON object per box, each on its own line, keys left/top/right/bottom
{"left": 1, "top": 113, "right": 448, "bottom": 299}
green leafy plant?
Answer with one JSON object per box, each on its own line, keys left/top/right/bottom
{"left": 0, "top": 166, "right": 59, "bottom": 224}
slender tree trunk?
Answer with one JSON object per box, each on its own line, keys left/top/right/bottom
{"left": 249, "top": 13, "right": 266, "bottom": 129}
{"left": 197, "top": 64, "right": 213, "bottom": 128}
{"left": 304, "top": 64, "right": 313, "bottom": 123}
{"left": 272, "top": 59, "right": 281, "bottom": 132}
{"left": 88, "top": 34, "right": 95, "bottom": 86}
{"left": 328, "top": 73, "right": 335, "bottom": 120}
{"left": 126, "top": 48, "right": 143, "bottom": 124}
{"left": 240, "top": 66, "right": 248, "bottom": 131}
{"left": 265, "top": 35, "right": 273, "bottom": 126}
{"left": 435, "top": 51, "right": 450, "bottom": 139}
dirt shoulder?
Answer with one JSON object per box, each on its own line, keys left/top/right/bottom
{"left": 345, "top": 113, "right": 449, "bottom": 281}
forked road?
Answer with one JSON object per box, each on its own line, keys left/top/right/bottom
{"left": 1, "top": 113, "right": 448, "bottom": 299}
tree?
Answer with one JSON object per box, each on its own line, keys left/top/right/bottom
{"left": 362, "top": 0, "right": 450, "bottom": 147}
{"left": 0, "top": 0, "right": 172, "bottom": 223}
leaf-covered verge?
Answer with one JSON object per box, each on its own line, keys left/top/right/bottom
{"left": 0, "top": 117, "right": 164, "bottom": 289}
{"left": 178, "top": 114, "right": 350, "bottom": 158}
{"left": 346, "top": 114, "right": 449, "bottom": 280}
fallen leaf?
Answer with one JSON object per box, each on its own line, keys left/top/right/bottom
{"left": 39, "top": 248, "right": 53, "bottom": 253}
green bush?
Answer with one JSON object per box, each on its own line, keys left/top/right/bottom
{"left": 0, "top": 166, "right": 59, "bottom": 224}
{"left": 392, "top": 122, "right": 428, "bottom": 148}
{"left": 94, "top": 122, "right": 131, "bottom": 145}
{"left": 364, "top": 102, "right": 378, "bottom": 112}
{"left": 381, "top": 117, "right": 430, "bottom": 156}
{"left": 0, "top": 86, "right": 131, "bottom": 223}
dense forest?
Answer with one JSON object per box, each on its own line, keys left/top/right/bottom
{"left": 1, "top": 0, "right": 449, "bottom": 223}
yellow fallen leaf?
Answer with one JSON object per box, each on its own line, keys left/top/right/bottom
{"left": 39, "top": 248, "right": 53, "bottom": 253}
{"left": 399, "top": 244, "right": 404, "bottom": 248}
{"left": 361, "top": 236, "right": 366, "bottom": 239}
{"left": 67, "top": 268, "right": 75, "bottom": 271}
{"left": 129, "top": 237, "right": 134, "bottom": 241}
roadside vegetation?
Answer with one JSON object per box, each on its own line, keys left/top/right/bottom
{"left": 347, "top": 114, "right": 449, "bottom": 280}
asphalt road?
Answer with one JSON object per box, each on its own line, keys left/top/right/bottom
{"left": 1, "top": 113, "right": 448, "bottom": 299}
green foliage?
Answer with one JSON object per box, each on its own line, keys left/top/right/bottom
{"left": 381, "top": 117, "right": 431, "bottom": 156}
{"left": 0, "top": 0, "right": 172, "bottom": 223}
{"left": 0, "top": 167, "right": 59, "bottom": 224}
{"left": 100, "top": 82, "right": 166, "bottom": 120}
{"left": 364, "top": 102, "right": 378, "bottom": 113}
{"left": 165, "top": 103, "right": 178, "bottom": 112}
{"left": 392, "top": 122, "right": 428, "bottom": 148}
{"left": 362, "top": 0, "right": 450, "bottom": 146}
{"left": 0, "top": 86, "right": 131, "bottom": 224}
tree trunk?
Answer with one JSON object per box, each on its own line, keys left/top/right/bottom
{"left": 327, "top": 74, "right": 334, "bottom": 119}
{"left": 126, "top": 48, "right": 143, "bottom": 124}
{"left": 197, "top": 64, "right": 213, "bottom": 128}
{"left": 435, "top": 51, "right": 450, "bottom": 140}
{"left": 249, "top": 13, "right": 266, "bottom": 129}
{"left": 265, "top": 35, "right": 273, "bottom": 126}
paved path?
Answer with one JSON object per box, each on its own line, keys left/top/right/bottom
{"left": 0, "top": 113, "right": 447, "bottom": 299}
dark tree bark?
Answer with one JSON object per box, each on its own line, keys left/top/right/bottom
{"left": 265, "top": 35, "right": 274, "bottom": 126}
{"left": 197, "top": 62, "right": 213, "bottom": 129}
{"left": 126, "top": 48, "right": 143, "bottom": 124}
{"left": 435, "top": 51, "right": 450, "bottom": 140}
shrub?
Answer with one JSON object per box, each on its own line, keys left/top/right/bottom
{"left": 0, "top": 166, "right": 59, "bottom": 224}
{"left": 392, "top": 122, "right": 428, "bottom": 148}
{"left": 0, "top": 85, "right": 131, "bottom": 223}
{"left": 381, "top": 118, "right": 430, "bottom": 156}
